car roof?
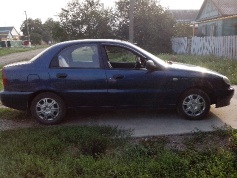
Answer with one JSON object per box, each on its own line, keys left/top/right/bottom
{"left": 55, "top": 39, "right": 130, "bottom": 46}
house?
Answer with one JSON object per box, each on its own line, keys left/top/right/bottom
{"left": 169, "top": 10, "right": 199, "bottom": 37}
{"left": 169, "top": 10, "right": 199, "bottom": 24}
{"left": 196, "top": 0, "right": 237, "bottom": 36}
{"left": 0, "top": 26, "right": 20, "bottom": 41}
{"left": 0, "top": 30, "right": 13, "bottom": 41}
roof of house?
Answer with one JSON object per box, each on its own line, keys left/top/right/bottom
{"left": 212, "top": 0, "right": 237, "bottom": 16}
{"left": 196, "top": 0, "right": 237, "bottom": 21}
{"left": 0, "top": 30, "right": 10, "bottom": 35}
{"left": 169, "top": 10, "right": 199, "bottom": 23}
{"left": 0, "top": 26, "right": 14, "bottom": 32}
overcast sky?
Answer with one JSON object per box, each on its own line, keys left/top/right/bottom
{"left": 0, "top": 0, "right": 204, "bottom": 33}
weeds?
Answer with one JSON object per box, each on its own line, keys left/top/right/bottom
{"left": 158, "top": 54, "right": 237, "bottom": 84}
{"left": 0, "top": 45, "right": 49, "bottom": 57}
{"left": 0, "top": 108, "right": 30, "bottom": 121}
{"left": 0, "top": 126, "right": 237, "bottom": 177}
{"left": 0, "top": 69, "right": 2, "bottom": 90}
{"left": 0, "top": 48, "right": 29, "bottom": 56}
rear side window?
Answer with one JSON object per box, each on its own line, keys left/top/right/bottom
{"left": 57, "top": 44, "right": 100, "bottom": 68}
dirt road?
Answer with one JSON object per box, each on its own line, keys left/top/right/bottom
{"left": 0, "top": 48, "right": 46, "bottom": 66}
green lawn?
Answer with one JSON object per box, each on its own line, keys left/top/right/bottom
{"left": 0, "top": 48, "right": 30, "bottom": 56}
{"left": 0, "top": 71, "right": 2, "bottom": 90}
{"left": 0, "top": 125, "right": 236, "bottom": 177}
{"left": 157, "top": 54, "right": 237, "bottom": 85}
{"left": 0, "top": 45, "right": 49, "bottom": 57}
{"left": 0, "top": 54, "right": 237, "bottom": 177}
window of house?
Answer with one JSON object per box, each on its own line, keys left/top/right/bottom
{"left": 202, "top": 25, "right": 207, "bottom": 36}
{"left": 210, "top": 24, "right": 216, "bottom": 36}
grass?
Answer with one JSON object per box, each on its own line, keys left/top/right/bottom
{"left": 0, "top": 125, "right": 237, "bottom": 177}
{"left": 0, "top": 108, "right": 30, "bottom": 121}
{"left": 0, "top": 45, "right": 49, "bottom": 57}
{"left": 158, "top": 54, "right": 237, "bottom": 85}
{"left": 0, "top": 70, "right": 2, "bottom": 90}
{"left": 0, "top": 52, "right": 236, "bottom": 176}
{"left": 0, "top": 48, "right": 30, "bottom": 56}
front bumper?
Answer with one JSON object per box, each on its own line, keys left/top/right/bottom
{"left": 215, "top": 86, "right": 235, "bottom": 108}
{"left": 0, "top": 91, "right": 33, "bottom": 111}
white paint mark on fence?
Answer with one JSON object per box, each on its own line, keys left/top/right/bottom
{"left": 172, "top": 36, "right": 237, "bottom": 59}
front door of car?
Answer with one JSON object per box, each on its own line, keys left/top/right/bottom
{"left": 49, "top": 43, "right": 108, "bottom": 107}
{"left": 102, "top": 45, "right": 167, "bottom": 107}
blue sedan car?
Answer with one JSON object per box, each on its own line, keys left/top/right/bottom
{"left": 0, "top": 39, "right": 234, "bottom": 124}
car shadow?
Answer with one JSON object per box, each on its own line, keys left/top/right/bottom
{"left": 63, "top": 108, "right": 227, "bottom": 137}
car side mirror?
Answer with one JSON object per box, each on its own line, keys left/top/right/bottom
{"left": 146, "top": 60, "right": 157, "bottom": 71}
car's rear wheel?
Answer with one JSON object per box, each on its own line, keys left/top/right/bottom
{"left": 30, "top": 92, "right": 66, "bottom": 125}
{"left": 178, "top": 89, "right": 210, "bottom": 120}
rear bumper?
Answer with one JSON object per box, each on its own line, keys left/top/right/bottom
{"left": 215, "top": 87, "right": 235, "bottom": 108}
{"left": 0, "top": 91, "right": 33, "bottom": 111}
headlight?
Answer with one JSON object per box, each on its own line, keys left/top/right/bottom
{"left": 223, "top": 76, "right": 231, "bottom": 85}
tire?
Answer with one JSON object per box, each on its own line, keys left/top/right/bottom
{"left": 177, "top": 89, "right": 210, "bottom": 120}
{"left": 30, "top": 92, "right": 66, "bottom": 125}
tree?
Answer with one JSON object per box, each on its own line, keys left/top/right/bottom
{"left": 51, "top": 22, "right": 68, "bottom": 42}
{"left": 115, "top": 0, "right": 175, "bottom": 53}
{"left": 173, "top": 22, "right": 194, "bottom": 37}
{"left": 21, "top": 18, "right": 62, "bottom": 44}
{"left": 42, "top": 18, "right": 54, "bottom": 43}
{"left": 30, "top": 32, "right": 42, "bottom": 45}
{"left": 21, "top": 18, "right": 44, "bottom": 44}
{"left": 59, "top": 0, "right": 116, "bottom": 40}
{"left": 43, "top": 18, "right": 65, "bottom": 43}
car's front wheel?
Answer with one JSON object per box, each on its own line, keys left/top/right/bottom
{"left": 30, "top": 92, "right": 66, "bottom": 125}
{"left": 178, "top": 89, "right": 210, "bottom": 120}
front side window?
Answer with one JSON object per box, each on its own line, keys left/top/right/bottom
{"left": 104, "top": 45, "right": 146, "bottom": 69}
{"left": 57, "top": 44, "right": 99, "bottom": 68}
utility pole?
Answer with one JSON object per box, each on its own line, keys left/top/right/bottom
{"left": 129, "top": 0, "right": 135, "bottom": 43}
{"left": 24, "top": 11, "right": 31, "bottom": 47}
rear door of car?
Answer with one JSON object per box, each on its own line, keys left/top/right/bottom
{"left": 48, "top": 43, "right": 108, "bottom": 108}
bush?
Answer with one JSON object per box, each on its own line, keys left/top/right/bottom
{"left": 0, "top": 126, "right": 237, "bottom": 177}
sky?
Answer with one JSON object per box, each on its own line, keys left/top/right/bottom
{"left": 0, "top": 0, "right": 204, "bottom": 33}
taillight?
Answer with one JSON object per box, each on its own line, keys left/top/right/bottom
{"left": 2, "top": 69, "right": 8, "bottom": 88}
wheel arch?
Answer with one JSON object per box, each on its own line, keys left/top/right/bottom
{"left": 27, "top": 90, "right": 67, "bottom": 111}
{"left": 177, "top": 87, "right": 212, "bottom": 119}
{"left": 176, "top": 85, "right": 214, "bottom": 107}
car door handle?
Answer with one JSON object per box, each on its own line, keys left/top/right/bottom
{"left": 56, "top": 73, "right": 68, "bottom": 79}
{"left": 113, "top": 74, "right": 124, "bottom": 80}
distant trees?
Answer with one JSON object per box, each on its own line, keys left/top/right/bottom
{"left": 58, "top": 0, "right": 116, "bottom": 39}
{"left": 173, "top": 22, "right": 194, "bottom": 37}
{"left": 115, "top": 0, "right": 175, "bottom": 53}
{"left": 21, "top": 18, "right": 60, "bottom": 45}
{"left": 20, "top": 0, "right": 176, "bottom": 52}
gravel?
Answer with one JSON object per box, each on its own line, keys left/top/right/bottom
{"left": 0, "top": 48, "right": 46, "bottom": 66}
